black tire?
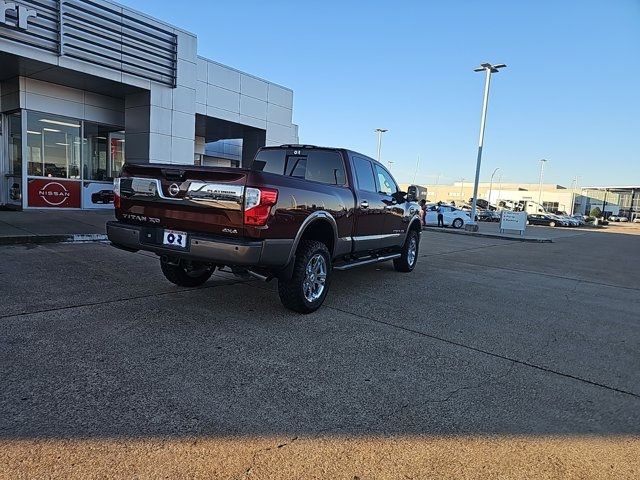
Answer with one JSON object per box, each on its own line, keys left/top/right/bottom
{"left": 394, "top": 229, "right": 419, "bottom": 272}
{"left": 278, "top": 240, "right": 331, "bottom": 314}
{"left": 160, "top": 259, "right": 215, "bottom": 287}
{"left": 453, "top": 218, "right": 464, "bottom": 229}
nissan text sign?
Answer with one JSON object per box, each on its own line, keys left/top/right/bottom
{"left": 28, "top": 179, "right": 81, "bottom": 208}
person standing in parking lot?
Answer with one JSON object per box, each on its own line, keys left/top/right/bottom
{"left": 419, "top": 199, "right": 427, "bottom": 227}
{"left": 437, "top": 205, "right": 445, "bottom": 227}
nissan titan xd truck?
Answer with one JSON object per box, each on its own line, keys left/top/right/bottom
{"left": 107, "top": 145, "right": 422, "bottom": 313}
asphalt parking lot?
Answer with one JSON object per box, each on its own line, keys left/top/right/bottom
{"left": 1, "top": 228, "right": 639, "bottom": 478}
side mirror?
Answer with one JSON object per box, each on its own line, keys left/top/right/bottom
{"left": 403, "top": 191, "right": 416, "bottom": 203}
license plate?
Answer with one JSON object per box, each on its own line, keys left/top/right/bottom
{"left": 163, "top": 229, "right": 188, "bottom": 249}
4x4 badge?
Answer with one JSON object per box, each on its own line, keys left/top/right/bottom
{"left": 168, "top": 183, "right": 180, "bottom": 196}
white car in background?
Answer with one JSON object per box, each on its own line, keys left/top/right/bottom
{"left": 425, "top": 205, "right": 471, "bottom": 229}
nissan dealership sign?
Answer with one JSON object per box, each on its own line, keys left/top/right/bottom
{"left": 27, "top": 179, "right": 81, "bottom": 209}
{"left": 0, "top": 1, "right": 37, "bottom": 30}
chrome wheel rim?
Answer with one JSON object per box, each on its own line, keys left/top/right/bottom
{"left": 303, "top": 254, "right": 327, "bottom": 303}
{"left": 407, "top": 236, "right": 417, "bottom": 266}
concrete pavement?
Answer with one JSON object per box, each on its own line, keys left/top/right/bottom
{"left": 0, "top": 209, "right": 111, "bottom": 244}
{"left": 1, "top": 229, "right": 639, "bottom": 478}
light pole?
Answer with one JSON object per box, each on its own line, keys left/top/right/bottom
{"left": 467, "top": 62, "right": 506, "bottom": 231}
{"left": 497, "top": 173, "right": 503, "bottom": 207}
{"left": 487, "top": 167, "right": 500, "bottom": 206}
{"left": 375, "top": 128, "right": 388, "bottom": 166}
{"left": 538, "top": 159, "right": 547, "bottom": 212}
{"left": 460, "top": 178, "right": 465, "bottom": 198}
{"left": 412, "top": 154, "right": 420, "bottom": 184}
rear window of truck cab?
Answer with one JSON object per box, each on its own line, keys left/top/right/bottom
{"left": 252, "top": 148, "right": 346, "bottom": 186}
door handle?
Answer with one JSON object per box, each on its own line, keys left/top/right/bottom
{"left": 360, "top": 200, "right": 369, "bottom": 209}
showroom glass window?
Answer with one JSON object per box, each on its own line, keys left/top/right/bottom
{"left": 27, "top": 113, "right": 81, "bottom": 179}
{"left": 8, "top": 113, "right": 22, "bottom": 176}
{"left": 83, "top": 123, "right": 125, "bottom": 180}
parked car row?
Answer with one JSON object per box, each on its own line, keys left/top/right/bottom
{"left": 527, "top": 213, "right": 584, "bottom": 227}
{"left": 608, "top": 215, "right": 629, "bottom": 222}
{"left": 478, "top": 210, "right": 501, "bottom": 222}
{"left": 422, "top": 203, "right": 640, "bottom": 230}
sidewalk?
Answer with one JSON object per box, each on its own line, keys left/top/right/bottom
{"left": 424, "top": 222, "right": 558, "bottom": 243}
{"left": 0, "top": 209, "right": 112, "bottom": 245}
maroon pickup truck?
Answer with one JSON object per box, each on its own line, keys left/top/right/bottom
{"left": 107, "top": 145, "right": 422, "bottom": 313}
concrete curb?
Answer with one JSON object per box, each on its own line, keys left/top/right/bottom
{"left": 0, "top": 234, "right": 108, "bottom": 246}
{"left": 423, "top": 227, "right": 553, "bottom": 243}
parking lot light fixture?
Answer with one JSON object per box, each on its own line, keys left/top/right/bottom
{"left": 375, "top": 128, "right": 388, "bottom": 164}
{"left": 467, "top": 62, "right": 506, "bottom": 231}
{"left": 538, "top": 159, "right": 547, "bottom": 211}
{"left": 488, "top": 167, "right": 500, "bottom": 206}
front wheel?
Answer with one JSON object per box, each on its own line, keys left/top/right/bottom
{"left": 549, "top": 221, "right": 556, "bottom": 227}
{"left": 394, "top": 229, "right": 419, "bottom": 272}
{"left": 160, "top": 259, "right": 215, "bottom": 287}
{"left": 452, "top": 218, "right": 464, "bottom": 229}
{"left": 278, "top": 240, "right": 331, "bottom": 314}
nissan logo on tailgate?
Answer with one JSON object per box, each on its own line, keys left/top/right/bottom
{"left": 168, "top": 183, "right": 180, "bottom": 196}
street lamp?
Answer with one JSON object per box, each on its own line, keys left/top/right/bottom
{"left": 487, "top": 167, "right": 500, "bottom": 207}
{"left": 375, "top": 128, "right": 388, "bottom": 166}
{"left": 412, "top": 154, "right": 420, "bottom": 183}
{"left": 538, "top": 159, "right": 547, "bottom": 212}
{"left": 467, "top": 62, "right": 506, "bottom": 231}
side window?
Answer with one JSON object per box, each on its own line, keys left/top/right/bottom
{"left": 374, "top": 165, "right": 397, "bottom": 196}
{"left": 251, "top": 149, "right": 286, "bottom": 174}
{"left": 305, "top": 150, "right": 346, "bottom": 185}
{"left": 353, "top": 156, "right": 377, "bottom": 192}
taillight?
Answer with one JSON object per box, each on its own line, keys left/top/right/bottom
{"left": 113, "top": 177, "right": 121, "bottom": 209}
{"left": 244, "top": 187, "right": 278, "bottom": 226}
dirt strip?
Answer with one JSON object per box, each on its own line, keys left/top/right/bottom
{"left": 2, "top": 436, "right": 638, "bottom": 479}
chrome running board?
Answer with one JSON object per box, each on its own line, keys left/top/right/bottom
{"left": 334, "top": 253, "right": 401, "bottom": 271}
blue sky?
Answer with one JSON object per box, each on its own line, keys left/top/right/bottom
{"left": 124, "top": 0, "right": 639, "bottom": 187}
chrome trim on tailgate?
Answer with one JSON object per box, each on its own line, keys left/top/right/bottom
{"left": 186, "top": 182, "right": 244, "bottom": 210}
{"left": 121, "top": 177, "right": 244, "bottom": 209}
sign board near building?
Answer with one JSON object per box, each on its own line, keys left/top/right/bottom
{"left": 500, "top": 210, "right": 527, "bottom": 235}
{"left": 27, "top": 179, "right": 81, "bottom": 208}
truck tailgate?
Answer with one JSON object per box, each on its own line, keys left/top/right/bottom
{"left": 117, "top": 164, "right": 248, "bottom": 237}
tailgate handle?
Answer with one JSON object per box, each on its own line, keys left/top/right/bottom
{"left": 162, "top": 169, "right": 186, "bottom": 181}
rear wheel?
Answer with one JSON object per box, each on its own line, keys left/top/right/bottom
{"left": 160, "top": 259, "right": 215, "bottom": 287}
{"left": 394, "top": 229, "right": 419, "bottom": 272}
{"left": 278, "top": 240, "right": 331, "bottom": 314}
{"left": 452, "top": 218, "right": 464, "bottom": 229}
{"left": 549, "top": 221, "right": 556, "bottom": 227}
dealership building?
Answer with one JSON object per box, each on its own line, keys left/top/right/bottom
{"left": 0, "top": 0, "right": 298, "bottom": 210}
